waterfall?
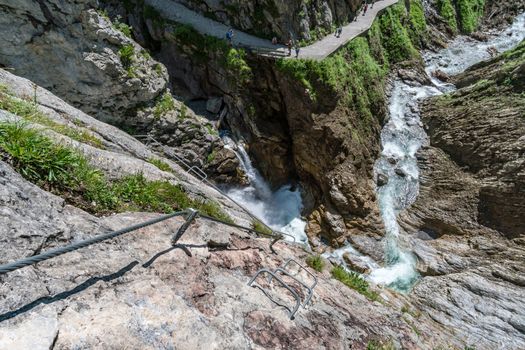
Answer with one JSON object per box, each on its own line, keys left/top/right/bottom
{"left": 222, "top": 136, "right": 309, "bottom": 244}
{"left": 325, "top": 13, "right": 525, "bottom": 292}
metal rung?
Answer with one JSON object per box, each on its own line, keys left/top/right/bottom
{"left": 248, "top": 269, "right": 301, "bottom": 320}
{"left": 171, "top": 209, "right": 198, "bottom": 245}
{"left": 248, "top": 259, "right": 318, "bottom": 319}
{"left": 269, "top": 259, "right": 317, "bottom": 308}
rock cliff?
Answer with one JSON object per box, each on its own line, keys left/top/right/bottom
{"left": 0, "top": 68, "right": 458, "bottom": 349}
{"left": 173, "top": 0, "right": 363, "bottom": 43}
{"left": 398, "top": 39, "right": 525, "bottom": 348}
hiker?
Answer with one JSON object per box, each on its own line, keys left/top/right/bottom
{"left": 336, "top": 26, "right": 343, "bottom": 38}
{"left": 272, "top": 36, "right": 278, "bottom": 45}
{"left": 363, "top": 3, "right": 368, "bottom": 15}
{"left": 370, "top": 0, "right": 375, "bottom": 9}
{"left": 226, "top": 28, "right": 234, "bottom": 45}
{"left": 295, "top": 46, "right": 300, "bottom": 58}
{"left": 287, "top": 39, "right": 292, "bottom": 56}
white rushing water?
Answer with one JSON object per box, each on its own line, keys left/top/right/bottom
{"left": 222, "top": 136, "right": 309, "bottom": 244}
{"left": 327, "top": 13, "right": 525, "bottom": 292}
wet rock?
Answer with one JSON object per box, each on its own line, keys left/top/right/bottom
{"left": 486, "top": 46, "right": 498, "bottom": 57}
{"left": 395, "top": 168, "right": 407, "bottom": 177}
{"left": 343, "top": 253, "right": 371, "bottom": 274}
{"left": 432, "top": 69, "right": 450, "bottom": 82}
{"left": 376, "top": 173, "right": 389, "bottom": 186}
{"left": 397, "top": 68, "right": 432, "bottom": 86}
{"left": 470, "top": 31, "right": 489, "bottom": 42}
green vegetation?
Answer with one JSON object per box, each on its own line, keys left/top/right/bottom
{"left": 154, "top": 91, "right": 176, "bottom": 118}
{"left": 148, "top": 158, "right": 172, "bottom": 172}
{"left": 457, "top": 0, "right": 485, "bottom": 33}
{"left": 438, "top": 0, "right": 458, "bottom": 31}
{"left": 378, "top": 3, "right": 419, "bottom": 63}
{"left": 179, "top": 102, "right": 188, "bottom": 119}
{"left": 118, "top": 44, "right": 136, "bottom": 77}
{"left": 113, "top": 17, "right": 133, "bottom": 38}
{"left": 305, "top": 255, "right": 325, "bottom": 272}
{"left": 0, "top": 122, "right": 232, "bottom": 222}
{"left": 276, "top": 0, "right": 423, "bottom": 125}
{"left": 331, "top": 265, "right": 379, "bottom": 301}
{"left": 146, "top": 14, "right": 252, "bottom": 84}
{"left": 276, "top": 35, "right": 387, "bottom": 123}
{"left": 0, "top": 87, "right": 103, "bottom": 148}
{"left": 206, "top": 149, "right": 217, "bottom": 163}
{"left": 205, "top": 124, "right": 218, "bottom": 136}
{"left": 366, "top": 340, "right": 396, "bottom": 350}
{"left": 251, "top": 220, "right": 274, "bottom": 235}
{"left": 408, "top": 0, "right": 427, "bottom": 45}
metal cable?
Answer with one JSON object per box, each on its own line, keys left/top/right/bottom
{"left": 0, "top": 211, "right": 187, "bottom": 275}
{"left": 197, "top": 213, "right": 297, "bottom": 242}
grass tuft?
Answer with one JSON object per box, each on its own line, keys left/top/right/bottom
{"left": 0, "top": 122, "right": 233, "bottom": 222}
{"left": 306, "top": 255, "right": 325, "bottom": 272}
{"left": 331, "top": 265, "right": 379, "bottom": 301}
{"left": 154, "top": 91, "right": 176, "bottom": 119}
{"left": 148, "top": 158, "right": 172, "bottom": 172}
{"left": 251, "top": 220, "right": 273, "bottom": 236}
{"left": 0, "top": 90, "right": 103, "bottom": 148}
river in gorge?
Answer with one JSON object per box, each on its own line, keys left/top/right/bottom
{"left": 222, "top": 12, "right": 525, "bottom": 291}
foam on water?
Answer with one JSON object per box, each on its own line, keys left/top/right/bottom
{"left": 223, "top": 137, "right": 309, "bottom": 244}
{"left": 346, "top": 13, "right": 525, "bottom": 292}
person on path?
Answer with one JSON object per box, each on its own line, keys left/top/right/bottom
{"left": 295, "top": 46, "right": 300, "bottom": 58}
{"left": 272, "top": 36, "right": 277, "bottom": 45}
{"left": 363, "top": 3, "right": 368, "bottom": 15}
{"left": 287, "top": 39, "right": 292, "bottom": 56}
{"left": 370, "top": 0, "right": 375, "bottom": 9}
{"left": 226, "top": 28, "right": 234, "bottom": 45}
{"left": 337, "top": 26, "right": 343, "bottom": 38}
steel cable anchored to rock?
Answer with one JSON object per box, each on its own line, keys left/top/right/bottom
{"left": 0, "top": 209, "right": 290, "bottom": 275}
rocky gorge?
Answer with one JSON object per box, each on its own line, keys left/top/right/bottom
{"left": 0, "top": 0, "right": 524, "bottom": 349}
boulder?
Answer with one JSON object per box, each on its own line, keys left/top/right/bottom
{"left": 206, "top": 97, "right": 223, "bottom": 114}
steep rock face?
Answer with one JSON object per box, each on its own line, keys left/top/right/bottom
{"left": 0, "top": 70, "right": 459, "bottom": 350}
{"left": 175, "top": 0, "right": 363, "bottom": 42}
{"left": 0, "top": 0, "right": 242, "bottom": 183}
{"left": 423, "top": 43, "right": 525, "bottom": 237}
{"left": 0, "top": 0, "right": 166, "bottom": 123}
{"left": 397, "top": 40, "right": 525, "bottom": 348}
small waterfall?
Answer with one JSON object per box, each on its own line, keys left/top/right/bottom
{"left": 326, "top": 13, "right": 525, "bottom": 292}
{"left": 222, "top": 136, "right": 309, "bottom": 244}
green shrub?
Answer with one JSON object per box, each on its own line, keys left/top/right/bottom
{"left": 0, "top": 123, "right": 83, "bottom": 186}
{"left": 0, "top": 90, "right": 103, "bottom": 148}
{"left": 225, "top": 48, "right": 252, "bottom": 83}
{"left": 118, "top": 44, "right": 135, "bottom": 68}
{"left": 408, "top": 0, "right": 427, "bottom": 45}
{"left": 379, "top": 3, "right": 419, "bottom": 63}
{"left": 0, "top": 122, "right": 233, "bottom": 222}
{"left": 306, "top": 255, "right": 325, "bottom": 272}
{"left": 457, "top": 0, "right": 485, "bottom": 33}
{"left": 206, "top": 149, "right": 217, "bottom": 163}
{"left": 179, "top": 103, "right": 187, "bottom": 119}
{"left": 331, "top": 265, "right": 379, "bottom": 301}
{"left": 438, "top": 0, "right": 458, "bottom": 31}
{"left": 251, "top": 220, "right": 274, "bottom": 236}
{"left": 148, "top": 158, "right": 172, "bottom": 172}
{"left": 114, "top": 20, "right": 132, "bottom": 38}
{"left": 154, "top": 91, "right": 176, "bottom": 118}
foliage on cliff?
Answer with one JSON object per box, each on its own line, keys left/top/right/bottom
{"left": 276, "top": 1, "right": 422, "bottom": 124}
{"left": 437, "top": 0, "right": 485, "bottom": 33}
{"left": 0, "top": 120, "right": 231, "bottom": 221}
